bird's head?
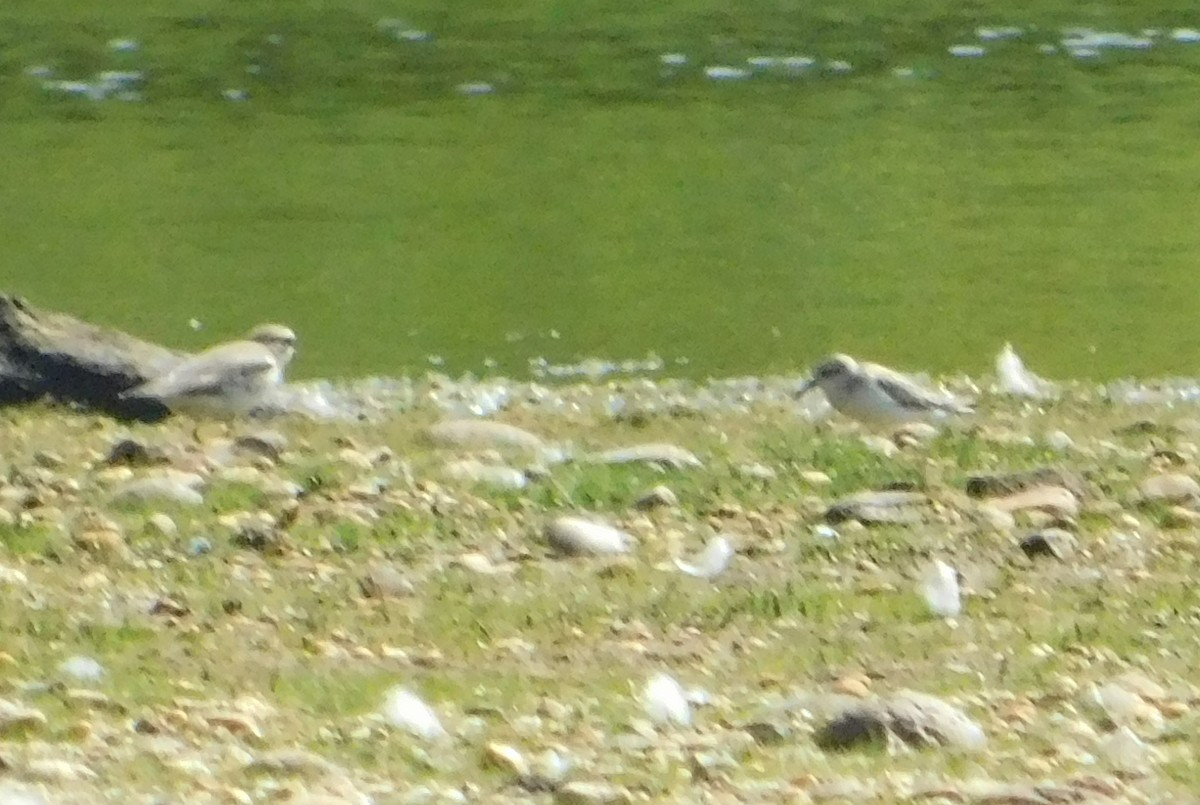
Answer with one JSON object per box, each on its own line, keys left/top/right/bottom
{"left": 247, "top": 323, "right": 297, "bottom": 367}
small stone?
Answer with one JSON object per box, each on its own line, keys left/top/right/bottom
{"left": 32, "top": 451, "right": 65, "bottom": 469}
{"left": 245, "top": 748, "right": 335, "bottom": 776}
{"left": 860, "top": 435, "right": 898, "bottom": 457}
{"left": 737, "top": 463, "right": 777, "bottom": 481}
{"left": 588, "top": 443, "right": 702, "bottom": 470}
{"left": 546, "top": 516, "right": 634, "bottom": 556}
{"left": 428, "top": 420, "right": 545, "bottom": 452}
{"left": 65, "top": 689, "right": 123, "bottom": 713}
{"left": 483, "top": 742, "right": 529, "bottom": 777}
{"left": 966, "top": 468, "right": 1084, "bottom": 498}
{"left": 1162, "top": 505, "right": 1200, "bottom": 527}
{"left": 801, "top": 470, "right": 833, "bottom": 486}
{"left": 113, "top": 476, "right": 205, "bottom": 506}
{"left": 444, "top": 459, "right": 528, "bottom": 491}
{"left": 1137, "top": 473, "right": 1200, "bottom": 505}
{"left": 188, "top": 536, "right": 213, "bottom": 556}
{"left": 231, "top": 523, "right": 288, "bottom": 555}
{"left": 150, "top": 596, "right": 190, "bottom": 617}
{"left": 59, "top": 656, "right": 105, "bottom": 683}
{"left": 893, "top": 422, "right": 939, "bottom": 446}
{"left": 833, "top": 674, "right": 871, "bottom": 698}
{"left": 633, "top": 485, "right": 678, "bottom": 510}
{"left": 0, "top": 701, "right": 45, "bottom": 734}
{"left": 744, "top": 720, "right": 792, "bottom": 745}
{"left": 105, "top": 438, "right": 169, "bottom": 466}
{"left": 23, "top": 758, "right": 96, "bottom": 782}
{"left": 815, "top": 704, "right": 890, "bottom": 749}
{"left": 673, "top": 534, "right": 734, "bottom": 579}
{"left": 1020, "top": 528, "right": 1077, "bottom": 560}
{"left": 360, "top": 563, "right": 415, "bottom": 598}
{"left": 381, "top": 687, "right": 446, "bottom": 740}
{"left": 826, "top": 490, "right": 927, "bottom": 525}
{"left": 145, "top": 513, "right": 178, "bottom": 538}
{"left": 885, "top": 690, "right": 986, "bottom": 750}
{"left": 205, "top": 711, "right": 265, "bottom": 740}
{"left": 989, "top": 486, "right": 1079, "bottom": 518}
{"left": 641, "top": 672, "right": 691, "bottom": 728}
{"left": 555, "top": 781, "right": 633, "bottom": 805}
{"left": 73, "top": 523, "right": 126, "bottom": 556}
{"left": 233, "top": 430, "right": 288, "bottom": 462}
{"left": 972, "top": 504, "right": 1017, "bottom": 531}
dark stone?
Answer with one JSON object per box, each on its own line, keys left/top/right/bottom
{"left": 0, "top": 294, "right": 184, "bottom": 421}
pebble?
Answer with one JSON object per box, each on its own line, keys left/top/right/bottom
{"left": 0, "top": 700, "right": 45, "bottom": 733}
{"left": 188, "top": 536, "right": 214, "bottom": 556}
{"left": 443, "top": 459, "right": 528, "bottom": 491}
{"left": 1137, "top": 473, "right": 1200, "bottom": 504}
{"left": 381, "top": 687, "right": 446, "bottom": 740}
{"left": 673, "top": 534, "right": 734, "bottom": 579}
{"left": 641, "top": 672, "right": 691, "bottom": 728}
{"left": 633, "top": 484, "right": 677, "bottom": 510}
{"left": 800, "top": 470, "right": 832, "bottom": 486}
{"left": 233, "top": 430, "right": 288, "bottom": 462}
{"left": 145, "top": 512, "right": 178, "bottom": 537}
{"left": 360, "top": 563, "right": 416, "bottom": 598}
{"left": 826, "top": 490, "right": 928, "bottom": 525}
{"left": 966, "top": 468, "right": 1083, "bottom": 498}
{"left": 23, "top": 758, "right": 96, "bottom": 782}
{"left": 427, "top": 420, "right": 545, "bottom": 452}
{"left": 989, "top": 485, "right": 1080, "bottom": 518}
{"left": 244, "top": 748, "right": 336, "bottom": 776}
{"left": 737, "top": 462, "right": 777, "bottom": 481}
{"left": 920, "top": 558, "right": 962, "bottom": 618}
{"left": 818, "top": 690, "right": 985, "bottom": 751}
{"left": 59, "top": 655, "right": 105, "bottom": 683}
{"left": 483, "top": 742, "right": 529, "bottom": 777}
{"left": 1019, "top": 528, "right": 1077, "bottom": 560}
{"left": 587, "top": 443, "right": 702, "bottom": 470}
{"left": 555, "top": 781, "right": 633, "bottom": 805}
{"left": 546, "top": 516, "right": 634, "bottom": 556}
{"left": 113, "top": 476, "right": 205, "bottom": 506}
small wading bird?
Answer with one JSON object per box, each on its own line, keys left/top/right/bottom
{"left": 794, "top": 353, "right": 973, "bottom": 426}
{"left": 120, "top": 324, "right": 297, "bottom": 418}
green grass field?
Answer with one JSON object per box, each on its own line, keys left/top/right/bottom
{"left": 3, "top": 1, "right": 1200, "bottom": 380}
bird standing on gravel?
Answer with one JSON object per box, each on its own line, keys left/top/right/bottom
{"left": 794, "top": 353, "right": 973, "bottom": 426}
{"left": 120, "top": 324, "right": 297, "bottom": 417}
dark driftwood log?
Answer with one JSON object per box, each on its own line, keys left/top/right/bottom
{"left": 0, "top": 294, "right": 185, "bottom": 421}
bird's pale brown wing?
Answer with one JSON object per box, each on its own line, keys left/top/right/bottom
{"left": 864, "top": 362, "right": 974, "bottom": 414}
{"left": 125, "top": 343, "right": 275, "bottom": 400}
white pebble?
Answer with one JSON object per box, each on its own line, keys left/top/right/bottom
{"left": 382, "top": 687, "right": 446, "bottom": 740}
{"left": 59, "top": 656, "right": 105, "bottom": 683}
{"left": 1172, "top": 28, "right": 1200, "bottom": 43}
{"left": 921, "top": 559, "right": 962, "bottom": 618}
{"left": 659, "top": 53, "right": 688, "bottom": 66}
{"left": 641, "top": 672, "right": 691, "bottom": 728}
{"left": 546, "top": 516, "right": 633, "bottom": 556}
{"left": 456, "top": 82, "right": 494, "bottom": 96}
{"left": 949, "top": 45, "right": 987, "bottom": 57}
{"left": 704, "top": 65, "right": 750, "bottom": 81}
{"left": 673, "top": 535, "right": 734, "bottom": 580}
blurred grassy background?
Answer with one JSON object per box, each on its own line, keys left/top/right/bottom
{"left": 2, "top": 0, "right": 1199, "bottom": 379}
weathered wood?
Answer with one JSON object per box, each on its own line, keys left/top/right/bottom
{"left": 0, "top": 294, "right": 184, "bottom": 421}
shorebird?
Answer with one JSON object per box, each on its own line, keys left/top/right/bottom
{"left": 121, "top": 324, "right": 297, "bottom": 418}
{"left": 794, "top": 353, "right": 973, "bottom": 426}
